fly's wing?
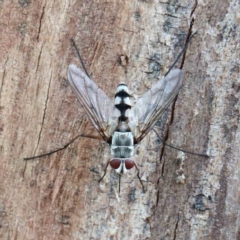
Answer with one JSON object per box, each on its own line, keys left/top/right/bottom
{"left": 67, "top": 64, "right": 118, "bottom": 142}
{"left": 128, "top": 69, "right": 183, "bottom": 143}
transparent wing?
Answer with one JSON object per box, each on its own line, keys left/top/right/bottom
{"left": 128, "top": 69, "right": 183, "bottom": 143}
{"left": 67, "top": 64, "right": 118, "bottom": 142}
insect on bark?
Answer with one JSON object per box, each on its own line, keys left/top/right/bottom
{"left": 25, "top": 34, "right": 207, "bottom": 192}
{"left": 67, "top": 62, "right": 183, "bottom": 191}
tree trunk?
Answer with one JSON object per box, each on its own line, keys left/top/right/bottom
{"left": 0, "top": 0, "right": 239, "bottom": 239}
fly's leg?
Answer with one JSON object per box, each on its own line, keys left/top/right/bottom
{"left": 99, "top": 161, "right": 145, "bottom": 193}
{"left": 134, "top": 163, "right": 145, "bottom": 193}
{"left": 24, "top": 134, "right": 102, "bottom": 160}
{"left": 152, "top": 128, "right": 208, "bottom": 157}
{"left": 98, "top": 161, "right": 122, "bottom": 193}
{"left": 71, "top": 39, "right": 91, "bottom": 78}
{"left": 164, "top": 20, "right": 196, "bottom": 76}
{"left": 98, "top": 160, "right": 110, "bottom": 183}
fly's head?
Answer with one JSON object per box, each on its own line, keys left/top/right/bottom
{"left": 110, "top": 130, "right": 135, "bottom": 175}
{"left": 109, "top": 158, "right": 136, "bottom": 174}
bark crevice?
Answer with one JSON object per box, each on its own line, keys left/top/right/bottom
{"left": 34, "top": 69, "right": 52, "bottom": 156}
{"left": 37, "top": 4, "right": 46, "bottom": 41}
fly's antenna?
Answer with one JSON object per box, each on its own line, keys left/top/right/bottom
{"left": 153, "top": 128, "right": 209, "bottom": 158}
{"left": 164, "top": 32, "right": 196, "bottom": 77}
{"left": 71, "top": 38, "right": 91, "bottom": 79}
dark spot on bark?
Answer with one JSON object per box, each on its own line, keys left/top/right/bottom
{"left": 19, "top": 0, "right": 30, "bottom": 7}
{"left": 222, "top": 124, "right": 237, "bottom": 143}
{"left": 223, "top": 23, "right": 228, "bottom": 31}
{"left": 138, "top": 0, "right": 150, "bottom": 3}
{"left": 193, "top": 194, "right": 211, "bottom": 211}
{"left": 166, "top": 0, "right": 182, "bottom": 14}
{"left": 0, "top": 124, "right": 4, "bottom": 134}
{"left": 61, "top": 78, "right": 69, "bottom": 88}
{"left": 232, "top": 82, "right": 240, "bottom": 92}
{"left": 0, "top": 201, "right": 5, "bottom": 216}
{"left": 0, "top": 200, "right": 5, "bottom": 229}
{"left": 155, "top": 136, "right": 162, "bottom": 145}
{"left": 207, "top": 82, "right": 215, "bottom": 112}
{"left": 163, "top": 19, "right": 172, "bottom": 33}
{"left": 30, "top": 180, "right": 36, "bottom": 187}
{"left": 128, "top": 187, "right": 136, "bottom": 203}
{"left": 18, "top": 22, "right": 27, "bottom": 36}
{"left": 147, "top": 54, "right": 162, "bottom": 77}
{"left": 221, "top": 23, "right": 237, "bottom": 41}
{"left": 89, "top": 167, "right": 100, "bottom": 175}
{"left": 216, "top": 34, "right": 223, "bottom": 43}
{"left": 173, "top": 31, "right": 187, "bottom": 48}
{"left": 55, "top": 214, "right": 70, "bottom": 225}
{"left": 237, "top": 229, "right": 240, "bottom": 240}
{"left": 230, "top": 65, "right": 240, "bottom": 75}
{"left": 142, "top": 223, "right": 150, "bottom": 234}
{"left": 134, "top": 11, "right": 141, "bottom": 21}
{"left": 48, "top": 182, "right": 54, "bottom": 188}
{"left": 224, "top": 94, "right": 239, "bottom": 117}
{"left": 228, "top": 24, "right": 237, "bottom": 39}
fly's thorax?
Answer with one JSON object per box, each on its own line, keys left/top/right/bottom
{"left": 111, "top": 131, "right": 134, "bottom": 158}
{"left": 109, "top": 158, "right": 136, "bottom": 174}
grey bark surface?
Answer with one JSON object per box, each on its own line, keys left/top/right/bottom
{"left": 0, "top": 0, "right": 239, "bottom": 239}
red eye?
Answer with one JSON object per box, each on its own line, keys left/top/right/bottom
{"left": 125, "top": 159, "right": 135, "bottom": 170}
{"left": 110, "top": 158, "right": 122, "bottom": 169}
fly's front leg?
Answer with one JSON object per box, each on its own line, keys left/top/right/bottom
{"left": 24, "top": 134, "right": 102, "bottom": 160}
{"left": 134, "top": 162, "right": 145, "bottom": 193}
{"left": 98, "top": 160, "right": 110, "bottom": 183}
{"left": 98, "top": 161, "right": 123, "bottom": 193}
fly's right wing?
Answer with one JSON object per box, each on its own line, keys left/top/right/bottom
{"left": 67, "top": 64, "right": 118, "bottom": 142}
{"left": 128, "top": 69, "right": 183, "bottom": 143}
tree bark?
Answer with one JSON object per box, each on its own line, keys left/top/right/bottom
{"left": 0, "top": 0, "right": 239, "bottom": 239}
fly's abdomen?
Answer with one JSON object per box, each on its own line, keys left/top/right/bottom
{"left": 114, "top": 83, "right": 131, "bottom": 122}
{"left": 111, "top": 132, "right": 134, "bottom": 158}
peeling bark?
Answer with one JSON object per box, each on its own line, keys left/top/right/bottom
{"left": 0, "top": 0, "right": 240, "bottom": 239}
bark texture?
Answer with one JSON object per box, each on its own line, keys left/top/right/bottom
{"left": 0, "top": 0, "right": 240, "bottom": 239}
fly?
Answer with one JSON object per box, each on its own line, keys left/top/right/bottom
{"left": 67, "top": 53, "right": 183, "bottom": 193}
{"left": 24, "top": 33, "right": 208, "bottom": 192}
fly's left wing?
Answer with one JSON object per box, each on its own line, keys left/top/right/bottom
{"left": 67, "top": 64, "right": 118, "bottom": 142}
{"left": 127, "top": 69, "right": 183, "bottom": 143}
